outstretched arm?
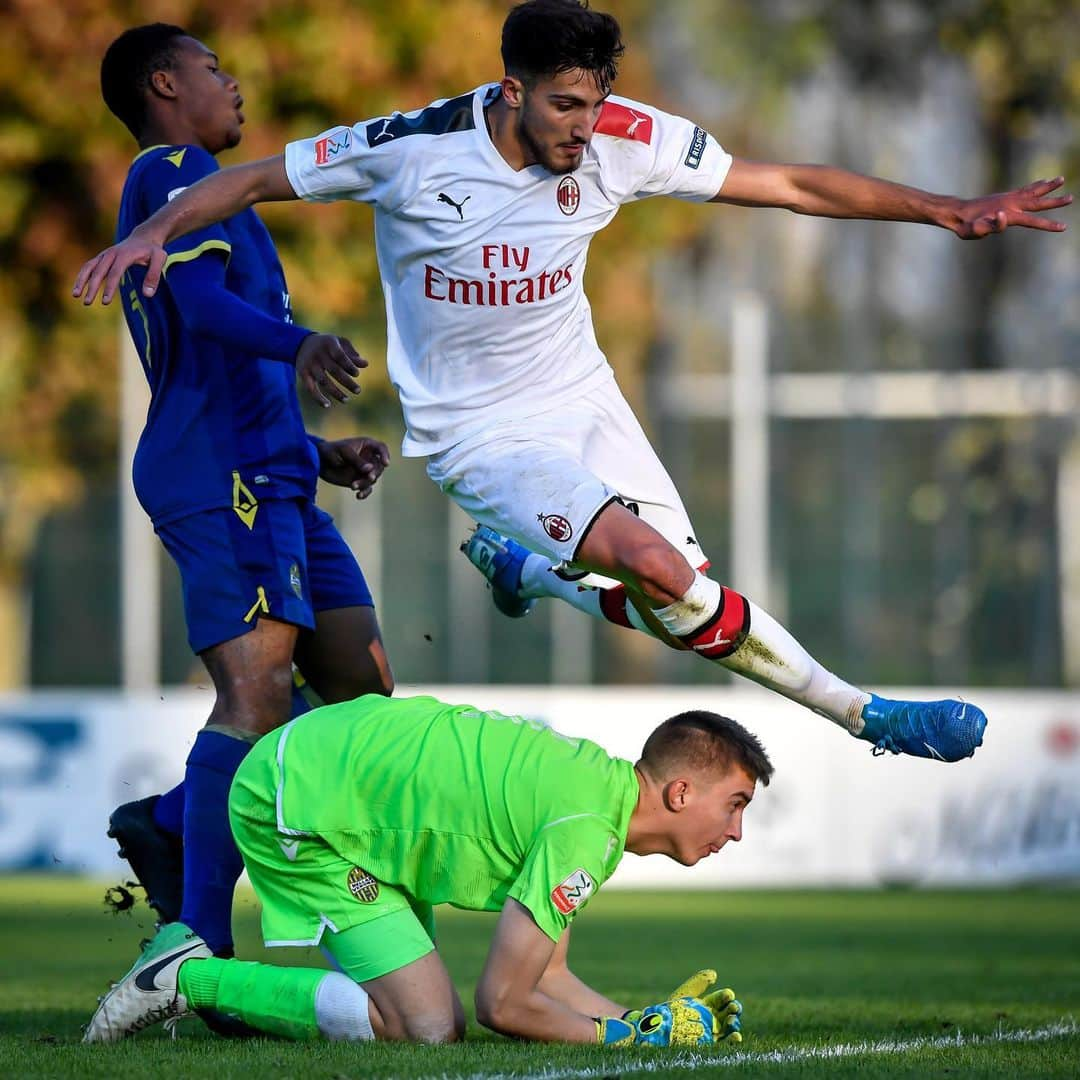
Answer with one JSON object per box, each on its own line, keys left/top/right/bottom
{"left": 712, "top": 159, "right": 1071, "bottom": 238}
{"left": 73, "top": 154, "right": 295, "bottom": 306}
{"left": 475, "top": 899, "right": 624, "bottom": 1043}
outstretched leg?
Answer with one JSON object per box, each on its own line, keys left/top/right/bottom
{"left": 464, "top": 507, "right": 985, "bottom": 762}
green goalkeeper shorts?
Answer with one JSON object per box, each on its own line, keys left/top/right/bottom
{"left": 229, "top": 767, "right": 436, "bottom": 982}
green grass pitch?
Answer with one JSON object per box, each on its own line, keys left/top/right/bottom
{"left": 2, "top": 877, "right": 1078, "bottom": 1077}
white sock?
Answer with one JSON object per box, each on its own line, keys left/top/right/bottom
{"left": 726, "top": 600, "right": 869, "bottom": 734}
{"left": 649, "top": 571, "right": 870, "bottom": 734}
{"left": 314, "top": 972, "right": 374, "bottom": 1042}
{"left": 652, "top": 573, "right": 723, "bottom": 635}
{"left": 520, "top": 554, "right": 658, "bottom": 637}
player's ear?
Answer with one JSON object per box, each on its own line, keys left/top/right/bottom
{"left": 500, "top": 75, "right": 526, "bottom": 110}
{"left": 149, "top": 68, "right": 179, "bottom": 101}
{"left": 662, "top": 777, "right": 690, "bottom": 813}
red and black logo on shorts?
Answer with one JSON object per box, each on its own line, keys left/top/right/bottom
{"left": 538, "top": 512, "right": 573, "bottom": 542}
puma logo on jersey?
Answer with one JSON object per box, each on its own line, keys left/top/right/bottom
{"left": 370, "top": 118, "right": 395, "bottom": 143}
{"left": 626, "top": 109, "right": 649, "bottom": 137}
{"left": 594, "top": 101, "right": 654, "bottom": 144}
{"left": 437, "top": 192, "right": 471, "bottom": 219}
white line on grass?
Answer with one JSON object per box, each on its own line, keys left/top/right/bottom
{"left": 419, "top": 1018, "right": 1079, "bottom": 1080}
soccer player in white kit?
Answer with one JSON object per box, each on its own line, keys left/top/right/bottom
{"left": 75, "top": 0, "right": 1072, "bottom": 763}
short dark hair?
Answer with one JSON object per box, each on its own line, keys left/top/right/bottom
{"left": 501, "top": 0, "right": 624, "bottom": 91}
{"left": 101, "top": 23, "right": 190, "bottom": 138}
{"left": 640, "top": 711, "right": 774, "bottom": 787}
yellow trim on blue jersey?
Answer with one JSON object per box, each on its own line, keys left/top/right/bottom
{"left": 125, "top": 276, "right": 152, "bottom": 371}
{"left": 163, "top": 239, "right": 232, "bottom": 273}
{"left": 131, "top": 143, "right": 170, "bottom": 164}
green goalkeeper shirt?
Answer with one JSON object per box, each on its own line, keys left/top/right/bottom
{"left": 235, "top": 694, "right": 639, "bottom": 941}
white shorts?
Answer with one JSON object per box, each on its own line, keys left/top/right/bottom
{"left": 426, "top": 375, "right": 707, "bottom": 585}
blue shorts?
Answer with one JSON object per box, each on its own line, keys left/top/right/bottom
{"left": 157, "top": 498, "right": 373, "bottom": 654}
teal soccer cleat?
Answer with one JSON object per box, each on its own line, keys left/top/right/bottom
{"left": 859, "top": 694, "right": 987, "bottom": 762}
{"left": 460, "top": 525, "right": 536, "bottom": 618}
{"left": 83, "top": 922, "right": 211, "bottom": 1042}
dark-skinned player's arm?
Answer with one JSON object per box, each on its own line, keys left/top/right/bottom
{"left": 712, "top": 159, "right": 1071, "bottom": 239}
{"left": 475, "top": 899, "right": 627, "bottom": 1043}
{"left": 73, "top": 155, "right": 296, "bottom": 306}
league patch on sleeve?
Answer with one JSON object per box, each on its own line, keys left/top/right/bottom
{"left": 314, "top": 127, "right": 352, "bottom": 166}
{"left": 551, "top": 868, "right": 595, "bottom": 914}
{"left": 684, "top": 126, "right": 708, "bottom": 169}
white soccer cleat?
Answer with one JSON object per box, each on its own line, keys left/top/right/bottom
{"left": 83, "top": 922, "right": 211, "bottom": 1043}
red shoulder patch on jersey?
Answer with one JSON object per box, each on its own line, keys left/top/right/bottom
{"left": 594, "top": 101, "right": 654, "bottom": 144}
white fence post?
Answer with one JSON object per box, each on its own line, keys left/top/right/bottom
{"left": 119, "top": 326, "right": 159, "bottom": 689}
{"left": 730, "top": 292, "right": 770, "bottom": 608}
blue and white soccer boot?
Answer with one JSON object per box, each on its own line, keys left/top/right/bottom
{"left": 83, "top": 922, "right": 211, "bottom": 1042}
{"left": 858, "top": 694, "right": 987, "bottom": 762}
{"left": 460, "top": 525, "right": 536, "bottom": 618}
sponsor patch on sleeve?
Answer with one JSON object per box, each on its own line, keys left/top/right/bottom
{"left": 594, "top": 101, "right": 653, "bottom": 144}
{"left": 551, "top": 868, "right": 595, "bottom": 915}
{"left": 314, "top": 127, "right": 352, "bottom": 166}
{"left": 684, "top": 126, "right": 708, "bottom": 170}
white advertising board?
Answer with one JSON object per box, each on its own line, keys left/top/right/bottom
{"left": 1, "top": 686, "right": 1078, "bottom": 886}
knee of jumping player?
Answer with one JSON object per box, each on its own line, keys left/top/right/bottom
{"left": 621, "top": 537, "right": 694, "bottom": 604}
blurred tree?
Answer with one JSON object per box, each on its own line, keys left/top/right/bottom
{"left": 0, "top": 0, "right": 683, "bottom": 684}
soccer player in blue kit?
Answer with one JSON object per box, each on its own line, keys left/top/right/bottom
{"left": 95, "top": 24, "right": 394, "bottom": 973}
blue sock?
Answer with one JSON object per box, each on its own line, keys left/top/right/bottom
{"left": 153, "top": 783, "right": 185, "bottom": 836}
{"left": 156, "top": 686, "right": 309, "bottom": 842}
{"left": 180, "top": 730, "right": 252, "bottom": 955}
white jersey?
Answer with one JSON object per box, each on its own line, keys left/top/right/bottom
{"left": 285, "top": 85, "right": 731, "bottom": 456}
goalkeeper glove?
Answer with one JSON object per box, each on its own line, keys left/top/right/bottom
{"left": 596, "top": 998, "right": 717, "bottom": 1047}
{"left": 602, "top": 968, "right": 742, "bottom": 1047}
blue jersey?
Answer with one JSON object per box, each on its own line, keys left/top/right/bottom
{"left": 117, "top": 145, "right": 318, "bottom": 526}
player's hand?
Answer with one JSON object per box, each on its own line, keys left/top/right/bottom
{"left": 296, "top": 334, "right": 366, "bottom": 407}
{"left": 72, "top": 233, "right": 168, "bottom": 306}
{"left": 316, "top": 436, "right": 390, "bottom": 498}
{"left": 597, "top": 996, "right": 732, "bottom": 1048}
{"left": 615, "top": 969, "right": 742, "bottom": 1046}
{"left": 951, "top": 176, "right": 1071, "bottom": 239}
{"left": 665, "top": 968, "right": 743, "bottom": 1043}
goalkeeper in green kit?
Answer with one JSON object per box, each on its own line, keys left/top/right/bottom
{"left": 85, "top": 693, "right": 769, "bottom": 1048}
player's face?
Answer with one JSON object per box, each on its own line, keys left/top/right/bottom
{"left": 171, "top": 37, "right": 244, "bottom": 153}
{"left": 516, "top": 68, "right": 608, "bottom": 175}
{"left": 667, "top": 766, "right": 756, "bottom": 867}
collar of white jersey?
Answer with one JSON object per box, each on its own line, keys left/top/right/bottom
{"left": 473, "top": 82, "right": 565, "bottom": 184}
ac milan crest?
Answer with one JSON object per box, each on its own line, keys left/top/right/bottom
{"left": 556, "top": 176, "right": 580, "bottom": 216}
{"left": 539, "top": 512, "right": 573, "bottom": 542}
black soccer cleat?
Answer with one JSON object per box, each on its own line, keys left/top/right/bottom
{"left": 108, "top": 795, "right": 184, "bottom": 924}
